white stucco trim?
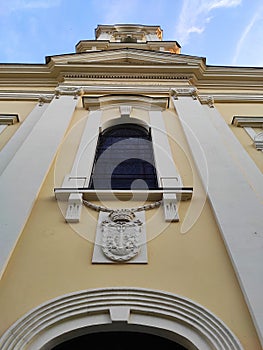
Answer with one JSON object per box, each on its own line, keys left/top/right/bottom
{"left": 0, "top": 124, "right": 7, "bottom": 135}
{"left": 61, "top": 110, "right": 102, "bottom": 189}
{"left": 149, "top": 110, "right": 182, "bottom": 188}
{"left": 0, "top": 288, "right": 243, "bottom": 350}
{"left": 0, "top": 105, "right": 48, "bottom": 175}
{"left": 172, "top": 93, "right": 263, "bottom": 346}
{"left": 0, "top": 95, "right": 78, "bottom": 279}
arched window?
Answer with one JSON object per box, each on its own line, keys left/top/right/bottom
{"left": 89, "top": 123, "right": 158, "bottom": 190}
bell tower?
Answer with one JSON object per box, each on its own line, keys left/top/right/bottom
{"left": 76, "top": 24, "right": 181, "bottom": 54}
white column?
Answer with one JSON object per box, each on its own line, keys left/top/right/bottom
{"left": 0, "top": 92, "right": 79, "bottom": 278}
{"left": 172, "top": 89, "right": 263, "bottom": 346}
{"left": 0, "top": 102, "right": 49, "bottom": 175}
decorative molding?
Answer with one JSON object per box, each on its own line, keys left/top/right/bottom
{"left": 55, "top": 86, "right": 83, "bottom": 99}
{"left": 232, "top": 116, "right": 263, "bottom": 127}
{"left": 163, "top": 193, "right": 179, "bottom": 222}
{"left": 119, "top": 105, "right": 132, "bottom": 118}
{"left": 232, "top": 116, "right": 263, "bottom": 151}
{"left": 0, "top": 92, "right": 54, "bottom": 102}
{"left": 0, "top": 114, "right": 19, "bottom": 125}
{"left": 171, "top": 87, "right": 198, "bottom": 99}
{"left": 210, "top": 94, "right": 263, "bottom": 103}
{"left": 198, "top": 95, "right": 214, "bottom": 108}
{"left": 101, "top": 210, "right": 143, "bottom": 262}
{"left": 82, "top": 94, "right": 168, "bottom": 110}
{"left": 0, "top": 288, "right": 244, "bottom": 350}
{"left": 64, "top": 72, "right": 191, "bottom": 80}
{"left": 254, "top": 132, "right": 263, "bottom": 150}
{"left": 65, "top": 193, "right": 83, "bottom": 223}
{"left": 38, "top": 95, "right": 53, "bottom": 106}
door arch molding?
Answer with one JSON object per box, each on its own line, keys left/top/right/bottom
{"left": 0, "top": 287, "right": 243, "bottom": 350}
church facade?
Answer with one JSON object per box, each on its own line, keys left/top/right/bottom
{"left": 0, "top": 24, "right": 262, "bottom": 349}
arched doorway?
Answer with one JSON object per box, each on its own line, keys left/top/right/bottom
{"left": 0, "top": 288, "right": 243, "bottom": 350}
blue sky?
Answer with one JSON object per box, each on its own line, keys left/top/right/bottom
{"left": 0, "top": 0, "right": 263, "bottom": 67}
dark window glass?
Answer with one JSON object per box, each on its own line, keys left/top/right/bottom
{"left": 89, "top": 124, "right": 158, "bottom": 190}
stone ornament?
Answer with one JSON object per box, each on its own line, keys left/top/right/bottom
{"left": 101, "top": 209, "right": 143, "bottom": 262}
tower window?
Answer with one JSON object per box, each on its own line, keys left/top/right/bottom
{"left": 89, "top": 123, "right": 158, "bottom": 190}
{"left": 121, "top": 36, "right": 137, "bottom": 43}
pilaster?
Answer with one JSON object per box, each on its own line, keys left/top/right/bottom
{"left": 0, "top": 89, "right": 80, "bottom": 278}
{"left": 0, "top": 103, "right": 49, "bottom": 175}
{"left": 172, "top": 88, "right": 263, "bottom": 346}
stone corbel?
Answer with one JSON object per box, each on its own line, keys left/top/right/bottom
{"left": 38, "top": 95, "right": 52, "bottom": 106}
{"left": 65, "top": 193, "right": 83, "bottom": 223}
{"left": 198, "top": 95, "right": 215, "bottom": 108}
{"left": 171, "top": 87, "right": 198, "bottom": 100}
{"left": 161, "top": 177, "right": 181, "bottom": 222}
{"left": 163, "top": 193, "right": 179, "bottom": 222}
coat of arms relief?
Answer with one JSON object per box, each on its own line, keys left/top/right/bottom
{"left": 101, "top": 209, "right": 143, "bottom": 262}
{"left": 92, "top": 209, "right": 148, "bottom": 264}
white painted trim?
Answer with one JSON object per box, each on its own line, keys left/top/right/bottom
{"left": 0, "top": 95, "right": 78, "bottom": 279}
{"left": 0, "top": 114, "right": 19, "bottom": 125}
{"left": 0, "top": 288, "right": 243, "bottom": 350}
{"left": 172, "top": 95, "right": 263, "bottom": 346}
{"left": 61, "top": 110, "right": 102, "bottom": 189}
{"left": 149, "top": 110, "right": 182, "bottom": 188}
{"left": 244, "top": 127, "right": 256, "bottom": 140}
{"left": 0, "top": 104, "right": 48, "bottom": 175}
{"left": 0, "top": 125, "right": 7, "bottom": 135}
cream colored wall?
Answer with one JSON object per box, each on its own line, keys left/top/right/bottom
{"left": 0, "top": 104, "right": 261, "bottom": 349}
{"left": 0, "top": 101, "right": 36, "bottom": 151}
{"left": 216, "top": 103, "right": 263, "bottom": 172}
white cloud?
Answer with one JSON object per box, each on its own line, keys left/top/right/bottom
{"left": 175, "top": 0, "right": 242, "bottom": 46}
{"left": 232, "top": 4, "right": 263, "bottom": 66}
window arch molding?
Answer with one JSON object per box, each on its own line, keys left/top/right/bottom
{"left": 0, "top": 287, "right": 243, "bottom": 350}
{"left": 101, "top": 115, "right": 150, "bottom": 134}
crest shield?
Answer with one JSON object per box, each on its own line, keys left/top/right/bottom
{"left": 101, "top": 210, "right": 143, "bottom": 262}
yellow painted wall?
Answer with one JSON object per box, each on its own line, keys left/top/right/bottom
{"left": 216, "top": 103, "right": 263, "bottom": 172}
{"left": 0, "top": 101, "right": 36, "bottom": 151}
{"left": 0, "top": 104, "right": 261, "bottom": 349}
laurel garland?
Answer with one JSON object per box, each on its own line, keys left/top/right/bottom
{"left": 83, "top": 199, "right": 162, "bottom": 213}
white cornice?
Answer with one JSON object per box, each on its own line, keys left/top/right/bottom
{"left": 0, "top": 88, "right": 263, "bottom": 105}
{"left": 232, "top": 116, "right": 263, "bottom": 127}
{"left": 0, "top": 114, "right": 19, "bottom": 124}
{"left": 0, "top": 92, "right": 53, "bottom": 102}
{"left": 82, "top": 94, "right": 169, "bottom": 110}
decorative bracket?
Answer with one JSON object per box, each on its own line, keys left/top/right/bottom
{"left": 198, "top": 95, "right": 215, "bottom": 108}
{"left": 163, "top": 193, "right": 179, "bottom": 222}
{"left": 65, "top": 193, "right": 83, "bottom": 223}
